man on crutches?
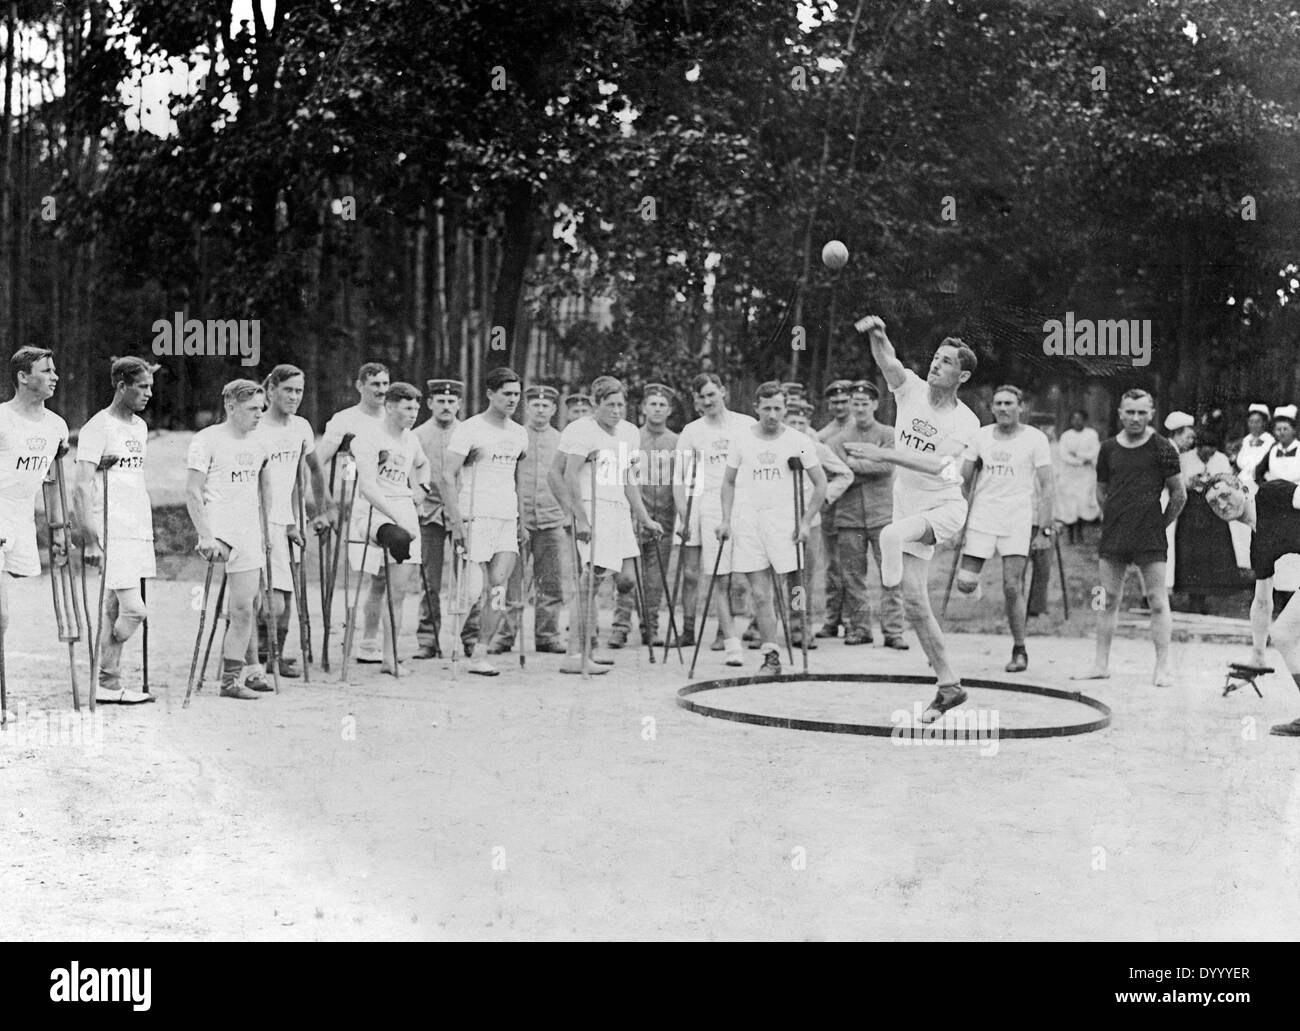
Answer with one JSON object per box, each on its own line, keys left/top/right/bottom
{"left": 554, "top": 376, "right": 663, "bottom": 675}
{"left": 316, "top": 363, "right": 388, "bottom": 666}
{"left": 75, "top": 357, "right": 157, "bottom": 705}
{"left": 345, "top": 383, "right": 430, "bottom": 676}
{"left": 254, "top": 365, "right": 327, "bottom": 680}
{"left": 3, "top": 348, "right": 71, "bottom": 707}
{"left": 441, "top": 368, "right": 527, "bottom": 678}
{"left": 716, "top": 382, "right": 825, "bottom": 677}
{"left": 185, "top": 380, "right": 274, "bottom": 700}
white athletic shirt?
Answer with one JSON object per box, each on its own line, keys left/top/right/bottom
{"left": 321, "top": 404, "right": 383, "bottom": 491}
{"left": 350, "top": 425, "right": 427, "bottom": 535}
{"left": 726, "top": 425, "right": 820, "bottom": 514}
{"left": 0, "top": 402, "right": 68, "bottom": 535}
{"left": 254, "top": 415, "right": 315, "bottom": 525}
{"left": 76, "top": 409, "right": 153, "bottom": 541}
{"left": 678, "top": 410, "right": 757, "bottom": 507}
{"left": 447, "top": 413, "right": 527, "bottom": 519}
{"left": 186, "top": 422, "right": 270, "bottom": 542}
{"left": 557, "top": 416, "right": 641, "bottom": 508}
{"left": 890, "top": 369, "right": 979, "bottom": 513}
{"left": 963, "top": 424, "right": 1052, "bottom": 535}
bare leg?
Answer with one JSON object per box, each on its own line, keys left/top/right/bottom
{"left": 1073, "top": 557, "right": 1126, "bottom": 679}
{"left": 1138, "top": 559, "right": 1173, "bottom": 686}
{"left": 900, "top": 554, "right": 959, "bottom": 685}
{"left": 1003, "top": 555, "right": 1028, "bottom": 647}
{"left": 1250, "top": 578, "right": 1272, "bottom": 666}
{"left": 745, "top": 571, "right": 781, "bottom": 650}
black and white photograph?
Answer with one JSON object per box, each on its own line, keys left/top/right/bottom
{"left": 1, "top": 0, "right": 1298, "bottom": 971}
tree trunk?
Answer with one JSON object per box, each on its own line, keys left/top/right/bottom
{"left": 491, "top": 182, "right": 538, "bottom": 368}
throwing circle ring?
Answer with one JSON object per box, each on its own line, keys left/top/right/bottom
{"left": 676, "top": 673, "right": 1111, "bottom": 740}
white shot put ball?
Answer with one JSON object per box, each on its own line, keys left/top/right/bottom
{"left": 822, "top": 239, "right": 849, "bottom": 270}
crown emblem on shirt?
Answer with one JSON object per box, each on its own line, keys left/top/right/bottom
{"left": 758, "top": 450, "right": 777, "bottom": 465}
{"left": 991, "top": 450, "right": 1011, "bottom": 462}
{"left": 911, "top": 418, "right": 936, "bottom": 436}
{"left": 26, "top": 436, "right": 46, "bottom": 449}
{"left": 126, "top": 439, "right": 143, "bottom": 453}
{"left": 237, "top": 452, "right": 254, "bottom": 465}
{"left": 713, "top": 439, "right": 729, "bottom": 451}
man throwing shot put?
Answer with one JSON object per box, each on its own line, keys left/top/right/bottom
{"left": 846, "top": 316, "right": 980, "bottom": 723}
{"left": 718, "top": 383, "right": 826, "bottom": 677}
{"left": 957, "top": 384, "right": 1056, "bottom": 672}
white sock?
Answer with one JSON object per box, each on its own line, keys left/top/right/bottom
{"left": 724, "top": 636, "right": 742, "bottom": 653}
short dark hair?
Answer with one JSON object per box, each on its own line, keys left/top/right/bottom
{"left": 755, "top": 381, "right": 786, "bottom": 404}
{"left": 1121, "top": 388, "right": 1153, "bottom": 405}
{"left": 1203, "top": 471, "right": 1244, "bottom": 494}
{"left": 484, "top": 367, "right": 521, "bottom": 394}
{"left": 691, "top": 373, "right": 723, "bottom": 396}
{"left": 221, "top": 379, "right": 264, "bottom": 405}
{"left": 110, "top": 356, "right": 155, "bottom": 388}
{"left": 993, "top": 384, "right": 1024, "bottom": 403}
{"left": 939, "top": 337, "right": 977, "bottom": 375}
{"left": 263, "top": 364, "right": 305, "bottom": 393}
{"left": 357, "top": 362, "right": 389, "bottom": 384}
{"left": 11, "top": 346, "right": 53, "bottom": 386}
{"left": 385, "top": 382, "right": 421, "bottom": 405}
{"left": 592, "top": 376, "right": 625, "bottom": 405}
{"left": 1071, "top": 409, "right": 1089, "bottom": 421}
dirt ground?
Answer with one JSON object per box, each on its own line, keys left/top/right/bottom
{"left": 4, "top": 558, "right": 1300, "bottom": 942}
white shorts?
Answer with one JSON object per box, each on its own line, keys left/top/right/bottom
{"left": 730, "top": 508, "right": 799, "bottom": 575}
{"left": 269, "top": 522, "right": 294, "bottom": 593}
{"left": 348, "top": 509, "right": 422, "bottom": 578}
{"left": 900, "top": 497, "right": 968, "bottom": 562}
{"left": 465, "top": 516, "right": 518, "bottom": 564}
{"left": 0, "top": 519, "right": 39, "bottom": 577}
{"left": 576, "top": 499, "right": 639, "bottom": 572}
{"left": 964, "top": 523, "right": 1032, "bottom": 560}
{"left": 103, "top": 538, "right": 157, "bottom": 590}
{"left": 685, "top": 501, "right": 732, "bottom": 576}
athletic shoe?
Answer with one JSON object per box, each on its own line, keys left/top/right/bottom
{"left": 1270, "top": 718, "right": 1300, "bottom": 737}
{"left": 356, "top": 643, "right": 383, "bottom": 664}
{"left": 413, "top": 644, "right": 441, "bottom": 660}
{"left": 559, "top": 655, "right": 609, "bottom": 675}
{"left": 710, "top": 633, "right": 726, "bottom": 652}
{"left": 97, "top": 687, "right": 154, "bottom": 705}
{"left": 815, "top": 623, "right": 841, "bottom": 638}
{"left": 884, "top": 636, "right": 910, "bottom": 650}
{"left": 608, "top": 629, "right": 628, "bottom": 649}
{"left": 589, "top": 651, "right": 616, "bottom": 666}
{"left": 486, "top": 641, "right": 514, "bottom": 655}
{"left": 244, "top": 674, "right": 274, "bottom": 693}
{"left": 467, "top": 658, "right": 500, "bottom": 677}
{"left": 921, "top": 684, "right": 968, "bottom": 724}
{"left": 844, "top": 630, "right": 873, "bottom": 646}
{"left": 276, "top": 658, "right": 301, "bottom": 678}
{"left": 747, "top": 637, "right": 762, "bottom": 649}
{"left": 677, "top": 629, "right": 696, "bottom": 649}
{"left": 757, "top": 649, "right": 782, "bottom": 677}
{"left": 742, "top": 624, "right": 760, "bottom": 644}
{"left": 725, "top": 646, "right": 745, "bottom": 668}
{"left": 535, "top": 641, "right": 567, "bottom": 654}
{"left": 1005, "top": 647, "right": 1028, "bottom": 673}
{"left": 220, "top": 684, "right": 260, "bottom": 700}
{"left": 789, "top": 633, "right": 819, "bottom": 650}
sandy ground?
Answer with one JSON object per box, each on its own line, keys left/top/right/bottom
{"left": 4, "top": 559, "right": 1300, "bottom": 942}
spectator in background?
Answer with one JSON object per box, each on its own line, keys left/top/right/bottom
{"left": 1173, "top": 427, "right": 1245, "bottom": 614}
{"left": 1056, "top": 410, "right": 1100, "bottom": 544}
{"left": 1234, "top": 403, "right": 1274, "bottom": 487}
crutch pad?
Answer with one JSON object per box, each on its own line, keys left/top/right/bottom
{"left": 375, "top": 522, "right": 413, "bottom": 562}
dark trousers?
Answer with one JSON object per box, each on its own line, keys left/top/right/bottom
{"left": 417, "top": 521, "right": 481, "bottom": 651}
{"left": 492, "top": 525, "right": 569, "bottom": 647}
{"left": 614, "top": 536, "right": 673, "bottom": 637}
{"left": 837, "top": 526, "right": 905, "bottom": 637}
{"left": 821, "top": 524, "right": 844, "bottom": 625}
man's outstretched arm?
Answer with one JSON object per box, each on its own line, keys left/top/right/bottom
{"left": 854, "top": 315, "right": 907, "bottom": 391}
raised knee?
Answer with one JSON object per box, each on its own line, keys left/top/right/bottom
{"left": 956, "top": 572, "right": 979, "bottom": 594}
{"left": 121, "top": 598, "right": 149, "bottom": 624}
